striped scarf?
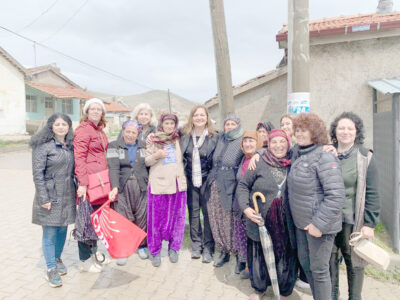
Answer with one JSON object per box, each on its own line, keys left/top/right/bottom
{"left": 191, "top": 129, "right": 208, "bottom": 187}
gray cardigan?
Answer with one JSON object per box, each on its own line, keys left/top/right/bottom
{"left": 288, "top": 145, "right": 346, "bottom": 235}
{"left": 107, "top": 136, "right": 149, "bottom": 193}
{"left": 32, "top": 139, "right": 76, "bottom": 226}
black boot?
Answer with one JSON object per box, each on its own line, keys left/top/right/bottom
{"left": 213, "top": 251, "right": 230, "bottom": 267}
{"left": 235, "top": 255, "right": 246, "bottom": 274}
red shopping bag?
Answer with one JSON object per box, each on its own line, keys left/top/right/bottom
{"left": 91, "top": 199, "right": 147, "bottom": 258}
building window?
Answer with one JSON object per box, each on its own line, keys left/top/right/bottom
{"left": 61, "top": 99, "right": 73, "bottom": 114}
{"left": 26, "top": 95, "right": 37, "bottom": 113}
{"left": 45, "top": 97, "right": 54, "bottom": 109}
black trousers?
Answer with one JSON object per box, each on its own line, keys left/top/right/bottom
{"left": 186, "top": 179, "right": 215, "bottom": 254}
{"left": 296, "top": 228, "right": 335, "bottom": 300}
{"left": 78, "top": 241, "right": 97, "bottom": 261}
{"left": 248, "top": 238, "right": 297, "bottom": 297}
{"left": 330, "top": 223, "right": 364, "bottom": 300}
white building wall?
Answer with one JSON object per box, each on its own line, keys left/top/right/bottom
{"left": 0, "top": 55, "right": 26, "bottom": 135}
{"left": 309, "top": 35, "right": 400, "bottom": 148}
{"left": 207, "top": 35, "right": 400, "bottom": 147}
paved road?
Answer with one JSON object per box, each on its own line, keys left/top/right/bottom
{"left": 0, "top": 150, "right": 399, "bottom": 300}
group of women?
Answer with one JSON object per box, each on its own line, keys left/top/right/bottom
{"left": 31, "top": 98, "right": 380, "bottom": 300}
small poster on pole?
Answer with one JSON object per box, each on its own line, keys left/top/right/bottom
{"left": 287, "top": 92, "right": 310, "bottom": 114}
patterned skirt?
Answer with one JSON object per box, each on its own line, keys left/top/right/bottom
{"left": 233, "top": 212, "right": 247, "bottom": 263}
{"left": 207, "top": 181, "right": 234, "bottom": 253}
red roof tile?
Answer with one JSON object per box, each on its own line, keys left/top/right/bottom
{"left": 26, "top": 82, "right": 93, "bottom": 99}
{"left": 276, "top": 12, "right": 400, "bottom": 41}
{"left": 104, "top": 102, "right": 132, "bottom": 113}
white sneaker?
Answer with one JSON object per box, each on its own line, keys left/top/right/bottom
{"left": 295, "top": 279, "right": 311, "bottom": 289}
{"left": 79, "top": 257, "right": 103, "bottom": 273}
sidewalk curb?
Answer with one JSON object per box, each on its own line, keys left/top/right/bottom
{"left": 389, "top": 252, "right": 400, "bottom": 270}
{"left": 0, "top": 144, "right": 30, "bottom": 154}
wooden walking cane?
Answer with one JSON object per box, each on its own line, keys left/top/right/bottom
{"left": 252, "top": 192, "right": 280, "bottom": 300}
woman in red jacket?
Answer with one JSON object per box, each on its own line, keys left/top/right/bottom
{"left": 74, "top": 98, "right": 109, "bottom": 272}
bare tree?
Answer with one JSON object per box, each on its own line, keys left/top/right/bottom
{"left": 377, "top": 0, "right": 394, "bottom": 14}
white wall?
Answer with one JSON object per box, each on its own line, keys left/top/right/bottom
{"left": 309, "top": 35, "right": 400, "bottom": 148}
{"left": 0, "top": 55, "right": 26, "bottom": 135}
{"left": 207, "top": 35, "right": 400, "bottom": 147}
{"left": 31, "top": 70, "right": 71, "bottom": 87}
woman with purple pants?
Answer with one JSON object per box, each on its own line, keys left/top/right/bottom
{"left": 145, "top": 113, "right": 187, "bottom": 267}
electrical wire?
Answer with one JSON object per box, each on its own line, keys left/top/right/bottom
{"left": 0, "top": 24, "right": 155, "bottom": 91}
{"left": 18, "top": 0, "right": 61, "bottom": 33}
{"left": 40, "top": 0, "right": 90, "bottom": 43}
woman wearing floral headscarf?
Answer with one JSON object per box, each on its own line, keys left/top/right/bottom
{"left": 107, "top": 120, "right": 149, "bottom": 265}
{"left": 233, "top": 131, "right": 263, "bottom": 278}
{"left": 256, "top": 121, "right": 274, "bottom": 148}
{"left": 207, "top": 114, "right": 244, "bottom": 268}
{"left": 145, "top": 113, "right": 187, "bottom": 267}
{"left": 237, "top": 129, "right": 298, "bottom": 300}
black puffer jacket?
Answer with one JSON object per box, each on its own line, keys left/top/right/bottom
{"left": 32, "top": 139, "right": 76, "bottom": 226}
{"left": 288, "top": 145, "right": 345, "bottom": 234}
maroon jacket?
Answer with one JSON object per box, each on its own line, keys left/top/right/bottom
{"left": 73, "top": 120, "right": 109, "bottom": 186}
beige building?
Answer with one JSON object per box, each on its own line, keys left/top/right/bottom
{"left": 0, "top": 47, "right": 28, "bottom": 135}
{"left": 205, "top": 12, "right": 400, "bottom": 148}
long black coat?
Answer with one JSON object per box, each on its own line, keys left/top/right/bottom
{"left": 32, "top": 139, "right": 76, "bottom": 226}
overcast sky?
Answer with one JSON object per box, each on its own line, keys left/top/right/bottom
{"left": 1, "top": 0, "right": 398, "bottom": 102}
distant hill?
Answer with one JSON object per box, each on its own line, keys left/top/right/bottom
{"left": 122, "top": 90, "right": 196, "bottom": 116}
{"left": 88, "top": 90, "right": 196, "bottom": 118}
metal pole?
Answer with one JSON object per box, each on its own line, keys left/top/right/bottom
{"left": 393, "top": 93, "right": 400, "bottom": 253}
{"left": 209, "top": 0, "right": 235, "bottom": 129}
{"left": 33, "top": 42, "right": 37, "bottom": 66}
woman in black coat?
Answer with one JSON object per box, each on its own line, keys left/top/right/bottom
{"left": 31, "top": 113, "right": 76, "bottom": 288}
{"left": 180, "top": 105, "right": 219, "bottom": 263}
{"left": 237, "top": 129, "right": 297, "bottom": 300}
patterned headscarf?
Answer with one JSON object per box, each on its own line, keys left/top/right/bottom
{"left": 152, "top": 113, "right": 180, "bottom": 144}
{"left": 122, "top": 120, "right": 143, "bottom": 132}
{"left": 256, "top": 121, "right": 274, "bottom": 132}
{"left": 262, "top": 129, "right": 291, "bottom": 167}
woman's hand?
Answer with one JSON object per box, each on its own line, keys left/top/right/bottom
{"left": 77, "top": 185, "right": 87, "bottom": 199}
{"left": 109, "top": 187, "right": 118, "bottom": 201}
{"left": 155, "top": 149, "right": 168, "bottom": 159}
{"left": 41, "top": 202, "right": 51, "bottom": 210}
{"left": 243, "top": 207, "right": 263, "bottom": 225}
{"left": 146, "top": 133, "right": 155, "bottom": 147}
{"left": 305, "top": 223, "right": 322, "bottom": 238}
{"left": 322, "top": 145, "right": 338, "bottom": 157}
{"left": 361, "top": 226, "right": 375, "bottom": 240}
{"left": 248, "top": 154, "right": 260, "bottom": 171}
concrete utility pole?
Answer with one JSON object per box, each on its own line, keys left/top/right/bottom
{"left": 209, "top": 0, "right": 234, "bottom": 128}
{"left": 287, "top": 0, "right": 310, "bottom": 113}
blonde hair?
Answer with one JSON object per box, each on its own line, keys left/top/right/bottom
{"left": 181, "top": 105, "right": 216, "bottom": 136}
{"left": 280, "top": 114, "right": 296, "bottom": 126}
{"left": 131, "top": 103, "right": 157, "bottom": 128}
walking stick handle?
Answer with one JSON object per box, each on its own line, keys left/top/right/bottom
{"left": 252, "top": 192, "right": 266, "bottom": 214}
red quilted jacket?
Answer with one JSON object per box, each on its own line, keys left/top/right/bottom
{"left": 73, "top": 120, "right": 109, "bottom": 186}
